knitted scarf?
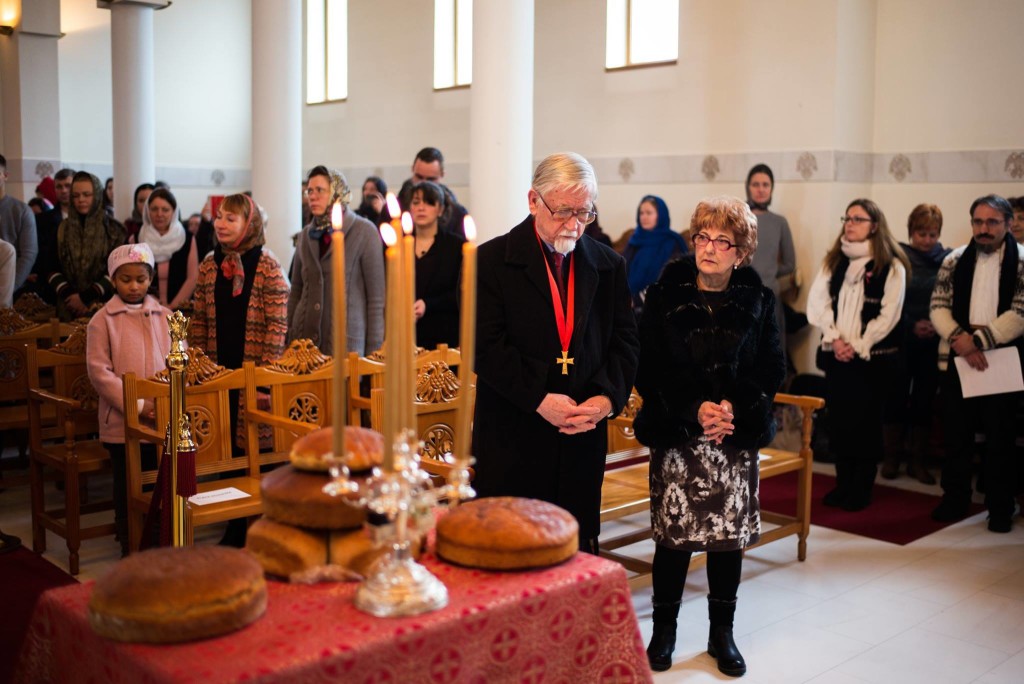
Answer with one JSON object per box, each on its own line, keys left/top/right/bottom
{"left": 626, "top": 195, "right": 689, "bottom": 296}
{"left": 308, "top": 168, "right": 352, "bottom": 240}
{"left": 951, "top": 231, "right": 1018, "bottom": 333}
{"left": 219, "top": 195, "right": 266, "bottom": 296}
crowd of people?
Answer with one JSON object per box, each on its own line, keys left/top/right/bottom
{"left": 2, "top": 147, "right": 1023, "bottom": 677}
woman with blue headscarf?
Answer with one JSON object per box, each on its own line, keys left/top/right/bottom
{"left": 624, "top": 195, "right": 689, "bottom": 315}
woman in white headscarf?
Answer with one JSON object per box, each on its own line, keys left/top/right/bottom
{"left": 133, "top": 187, "right": 198, "bottom": 311}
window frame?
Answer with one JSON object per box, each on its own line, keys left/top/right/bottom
{"left": 605, "top": 0, "right": 679, "bottom": 72}
{"left": 433, "top": 0, "right": 472, "bottom": 92}
{"left": 306, "top": 0, "right": 348, "bottom": 105}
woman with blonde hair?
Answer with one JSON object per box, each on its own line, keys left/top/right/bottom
{"left": 808, "top": 198, "right": 908, "bottom": 511}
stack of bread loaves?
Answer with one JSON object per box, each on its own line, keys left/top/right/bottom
{"left": 245, "top": 425, "right": 413, "bottom": 579}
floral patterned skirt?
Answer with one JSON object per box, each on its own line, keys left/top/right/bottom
{"left": 649, "top": 438, "right": 760, "bottom": 552}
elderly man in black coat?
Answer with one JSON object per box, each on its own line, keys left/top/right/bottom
{"left": 472, "top": 152, "right": 640, "bottom": 554}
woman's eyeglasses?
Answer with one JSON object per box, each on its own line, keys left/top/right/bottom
{"left": 840, "top": 216, "right": 873, "bottom": 225}
{"left": 692, "top": 233, "right": 736, "bottom": 251}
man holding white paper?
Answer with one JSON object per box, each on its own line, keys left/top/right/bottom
{"left": 930, "top": 195, "right": 1024, "bottom": 532}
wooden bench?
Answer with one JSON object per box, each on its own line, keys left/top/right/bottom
{"left": 599, "top": 392, "right": 825, "bottom": 586}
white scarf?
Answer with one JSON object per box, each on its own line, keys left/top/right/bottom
{"left": 834, "top": 238, "right": 874, "bottom": 345}
{"left": 138, "top": 201, "right": 186, "bottom": 263}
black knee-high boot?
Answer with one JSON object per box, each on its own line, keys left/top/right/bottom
{"left": 708, "top": 597, "right": 746, "bottom": 676}
{"left": 647, "top": 599, "right": 680, "bottom": 672}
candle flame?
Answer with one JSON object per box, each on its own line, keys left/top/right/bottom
{"left": 385, "top": 193, "right": 400, "bottom": 219}
{"left": 331, "top": 201, "right": 342, "bottom": 230}
{"left": 402, "top": 212, "right": 414, "bottom": 235}
{"left": 463, "top": 215, "right": 477, "bottom": 242}
{"left": 380, "top": 223, "right": 398, "bottom": 247}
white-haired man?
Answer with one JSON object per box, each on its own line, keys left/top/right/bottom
{"left": 472, "top": 152, "right": 639, "bottom": 553}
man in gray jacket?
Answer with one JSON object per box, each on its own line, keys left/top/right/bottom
{"left": 287, "top": 166, "right": 385, "bottom": 356}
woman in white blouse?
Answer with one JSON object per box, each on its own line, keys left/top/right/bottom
{"left": 807, "top": 199, "right": 908, "bottom": 511}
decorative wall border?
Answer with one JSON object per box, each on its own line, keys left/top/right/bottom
{"left": 9, "top": 150, "right": 1021, "bottom": 191}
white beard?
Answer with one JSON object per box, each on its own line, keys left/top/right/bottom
{"left": 554, "top": 236, "right": 577, "bottom": 255}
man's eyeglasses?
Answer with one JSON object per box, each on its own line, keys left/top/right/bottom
{"left": 971, "top": 218, "right": 1006, "bottom": 229}
{"left": 841, "top": 216, "right": 873, "bottom": 225}
{"left": 304, "top": 187, "right": 330, "bottom": 197}
{"left": 692, "top": 232, "right": 737, "bottom": 251}
{"left": 534, "top": 190, "right": 597, "bottom": 225}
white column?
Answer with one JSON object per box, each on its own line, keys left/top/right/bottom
{"left": 469, "top": 0, "right": 534, "bottom": 243}
{"left": 0, "top": 0, "right": 63, "bottom": 199}
{"left": 251, "top": 0, "right": 301, "bottom": 267}
{"left": 108, "top": 2, "right": 159, "bottom": 221}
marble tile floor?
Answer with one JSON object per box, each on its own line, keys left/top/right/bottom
{"left": 2, "top": 450, "right": 1022, "bottom": 683}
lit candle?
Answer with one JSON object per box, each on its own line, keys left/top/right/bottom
{"left": 380, "top": 222, "right": 399, "bottom": 472}
{"left": 455, "top": 216, "right": 477, "bottom": 462}
{"left": 330, "top": 202, "right": 347, "bottom": 464}
{"left": 402, "top": 211, "right": 416, "bottom": 431}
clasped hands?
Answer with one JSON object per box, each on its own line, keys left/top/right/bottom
{"left": 537, "top": 393, "right": 611, "bottom": 435}
{"left": 831, "top": 338, "right": 857, "bottom": 363}
{"left": 951, "top": 332, "right": 988, "bottom": 371}
{"left": 698, "top": 399, "right": 734, "bottom": 444}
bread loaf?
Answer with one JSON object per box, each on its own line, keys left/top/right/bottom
{"left": 289, "top": 425, "right": 383, "bottom": 473}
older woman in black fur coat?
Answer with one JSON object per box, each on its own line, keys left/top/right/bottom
{"left": 634, "top": 196, "right": 785, "bottom": 676}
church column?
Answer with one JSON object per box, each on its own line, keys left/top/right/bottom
{"left": 0, "top": 0, "right": 63, "bottom": 199}
{"left": 250, "top": 0, "right": 301, "bottom": 265}
{"left": 102, "top": 0, "right": 167, "bottom": 221}
{"left": 469, "top": 0, "right": 534, "bottom": 243}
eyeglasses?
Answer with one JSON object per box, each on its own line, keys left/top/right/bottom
{"left": 304, "top": 186, "right": 330, "bottom": 197}
{"left": 841, "top": 216, "right": 873, "bottom": 225}
{"left": 534, "top": 190, "right": 597, "bottom": 225}
{"left": 692, "top": 232, "right": 737, "bottom": 251}
{"left": 971, "top": 218, "right": 1006, "bottom": 229}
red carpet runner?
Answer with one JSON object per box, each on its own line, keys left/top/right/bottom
{"left": 0, "top": 547, "right": 78, "bottom": 684}
{"left": 759, "top": 471, "right": 985, "bottom": 546}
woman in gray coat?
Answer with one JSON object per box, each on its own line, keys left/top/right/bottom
{"left": 287, "top": 166, "right": 385, "bottom": 356}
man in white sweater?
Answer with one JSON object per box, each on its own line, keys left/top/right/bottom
{"left": 929, "top": 195, "right": 1024, "bottom": 532}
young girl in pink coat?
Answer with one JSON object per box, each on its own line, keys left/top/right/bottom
{"left": 86, "top": 243, "right": 172, "bottom": 555}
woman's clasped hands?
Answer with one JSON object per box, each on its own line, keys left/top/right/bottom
{"left": 698, "top": 399, "right": 734, "bottom": 444}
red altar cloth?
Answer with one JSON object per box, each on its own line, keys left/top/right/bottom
{"left": 15, "top": 551, "right": 652, "bottom": 684}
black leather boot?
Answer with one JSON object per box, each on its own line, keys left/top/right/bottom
{"left": 707, "top": 597, "right": 746, "bottom": 676}
{"left": 646, "top": 600, "right": 680, "bottom": 672}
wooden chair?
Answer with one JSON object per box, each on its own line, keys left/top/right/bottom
{"left": 368, "top": 358, "right": 475, "bottom": 481}
{"left": 122, "top": 350, "right": 263, "bottom": 552}
{"left": 26, "top": 329, "right": 115, "bottom": 575}
{"left": 598, "top": 391, "right": 825, "bottom": 587}
{"left": 243, "top": 339, "right": 336, "bottom": 467}
{"left": 347, "top": 351, "right": 386, "bottom": 427}
{"left": 0, "top": 310, "right": 62, "bottom": 469}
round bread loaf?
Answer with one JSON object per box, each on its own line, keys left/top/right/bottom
{"left": 435, "top": 497, "right": 579, "bottom": 570}
{"left": 88, "top": 546, "right": 267, "bottom": 643}
{"left": 246, "top": 517, "right": 414, "bottom": 579}
{"left": 262, "top": 464, "right": 367, "bottom": 530}
{"left": 289, "top": 425, "right": 384, "bottom": 473}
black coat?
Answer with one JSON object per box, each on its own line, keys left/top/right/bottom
{"left": 471, "top": 216, "right": 639, "bottom": 538}
{"left": 415, "top": 230, "right": 464, "bottom": 349}
{"left": 634, "top": 256, "right": 785, "bottom": 451}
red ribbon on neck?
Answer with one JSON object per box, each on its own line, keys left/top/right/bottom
{"left": 536, "top": 232, "right": 575, "bottom": 354}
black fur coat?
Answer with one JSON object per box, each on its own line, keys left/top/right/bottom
{"left": 633, "top": 255, "right": 785, "bottom": 450}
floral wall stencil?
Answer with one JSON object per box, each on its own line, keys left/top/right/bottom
{"left": 701, "top": 155, "right": 720, "bottom": 181}
{"left": 1006, "top": 152, "right": 1024, "bottom": 180}
{"left": 889, "top": 154, "right": 911, "bottom": 182}
{"left": 35, "top": 161, "right": 55, "bottom": 179}
{"left": 211, "top": 169, "right": 226, "bottom": 186}
{"left": 796, "top": 152, "right": 817, "bottom": 180}
{"left": 618, "top": 158, "right": 635, "bottom": 182}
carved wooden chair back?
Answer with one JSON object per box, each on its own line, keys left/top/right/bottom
{"left": 243, "top": 339, "right": 336, "bottom": 467}
{"left": 123, "top": 350, "right": 262, "bottom": 551}
{"left": 0, "top": 310, "right": 63, "bottom": 441}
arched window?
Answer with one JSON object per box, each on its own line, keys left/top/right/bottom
{"left": 606, "top": 0, "right": 679, "bottom": 70}
{"left": 434, "top": 0, "right": 472, "bottom": 89}
{"left": 307, "top": 0, "right": 347, "bottom": 103}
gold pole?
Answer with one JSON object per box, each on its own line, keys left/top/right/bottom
{"left": 166, "top": 311, "right": 191, "bottom": 546}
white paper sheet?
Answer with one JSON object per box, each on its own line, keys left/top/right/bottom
{"left": 188, "top": 487, "right": 251, "bottom": 506}
{"left": 953, "top": 347, "right": 1024, "bottom": 398}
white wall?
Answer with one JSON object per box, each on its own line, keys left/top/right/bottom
{"left": 58, "top": 0, "right": 252, "bottom": 215}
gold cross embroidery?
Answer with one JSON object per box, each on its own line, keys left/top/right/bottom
{"left": 556, "top": 350, "right": 574, "bottom": 375}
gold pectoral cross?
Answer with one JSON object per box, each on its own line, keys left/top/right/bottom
{"left": 556, "top": 350, "right": 574, "bottom": 375}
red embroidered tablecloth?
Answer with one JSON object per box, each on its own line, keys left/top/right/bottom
{"left": 15, "top": 551, "right": 652, "bottom": 684}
